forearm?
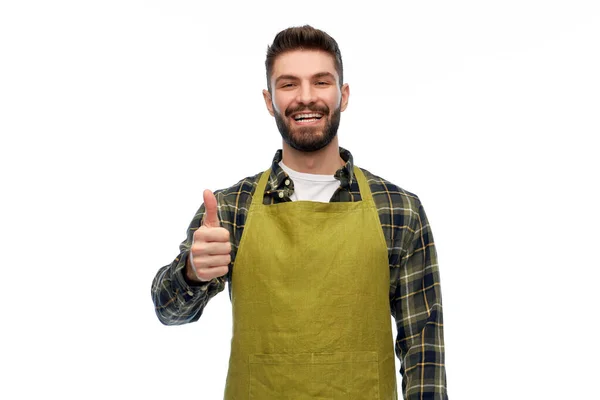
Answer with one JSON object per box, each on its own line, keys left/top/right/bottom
{"left": 151, "top": 191, "right": 233, "bottom": 325}
{"left": 393, "top": 198, "right": 448, "bottom": 399}
{"left": 397, "top": 302, "right": 447, "bottom": 399}
{"left": 151, "top": 251, "right": 225, "bottom": 325}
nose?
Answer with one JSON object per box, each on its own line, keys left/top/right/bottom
{"left": 296, "top": 81, "right": 317, "bottom": 105}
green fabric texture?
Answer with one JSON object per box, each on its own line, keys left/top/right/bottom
{"left": 224, "top": 166, "right": 398, "bottom": 399}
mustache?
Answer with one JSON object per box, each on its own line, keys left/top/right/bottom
{"left": 285, "top": 105, "right": 329, "bottom": 117}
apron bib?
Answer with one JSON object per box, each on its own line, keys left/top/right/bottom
{"left": 224, "top": 166, "right": 398, "bottom": 399}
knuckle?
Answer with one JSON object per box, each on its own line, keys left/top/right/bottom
{"left": 219, "top": 227, "right": 230, "bottom": 239}
{"left": 201, "top": 257, "right": 213, "bottom": 269}
{"left": 196, "top": 270, "right": 209, "bottom": 281}
{"left": 190, "top": 244, "right": 206, "bottom": 256}
{"left": 195, "top": 226, "right": 210, "bottom": 239}
{"left": 216, "top": 243, "right": 226, "bottom": 254}
{"left": 193, "top": 226, "right": 205, "bottom": 238}
{"left": 193, "top": 255, "right": 208, "bottom": 269}
{"left": 196, "top": 268, "right": 212, "bottom": 281}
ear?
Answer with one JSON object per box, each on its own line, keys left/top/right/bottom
{"left": 262, "top": 89, "right": 275, "bottom": 117}
{"left": 340, "top": 83, "right": 350, "bottom": 112}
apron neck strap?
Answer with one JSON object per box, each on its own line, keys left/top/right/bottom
{"left": 251, "top": 165, "right": 372, "bottom": 206}
{"left": 352, "top": 166, "right": 373, "bottom": 202}
{"left": 252, "top": 168, "right": 272, "bottom": 206}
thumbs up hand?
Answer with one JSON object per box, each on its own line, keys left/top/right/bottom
{"left": 186, "top": 190, "right": 232, "bottom": 283}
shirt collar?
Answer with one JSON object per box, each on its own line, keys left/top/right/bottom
{"left": 264, "top": 147, "right": 355, "bottom": 196}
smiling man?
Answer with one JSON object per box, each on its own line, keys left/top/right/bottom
{"left": 151, "top": 25, "right": 449, "bottom": 400}
{"left": 267, "top": 50, "right": 345, "bottom": 156}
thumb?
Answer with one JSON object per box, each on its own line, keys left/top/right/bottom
{"left": 202, "top": 189, "right": 220, "bottom": 227}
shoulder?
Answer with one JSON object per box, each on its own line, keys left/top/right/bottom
{"left": 213, "top": 171, "right": 266, "bottom": 206}
{"left": 206, "top": 172, "right": 265, "bottom": 233}
{"left": 358, "top": 166, "right": 424, "bottom": 221}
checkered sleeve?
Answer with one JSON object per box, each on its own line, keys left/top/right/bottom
{"left": 392, "top": 198, "right": 448, "bottom": 399}
{"left": 151, "top": 199, "right": 227, "bottom": 326}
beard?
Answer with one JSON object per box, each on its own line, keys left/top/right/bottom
{"left": 274, "top": 103, "right": 341, "bottom": 153}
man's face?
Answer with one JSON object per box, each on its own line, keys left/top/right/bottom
{"left": 263, "top": 50, "right": 350, "bottom": 152}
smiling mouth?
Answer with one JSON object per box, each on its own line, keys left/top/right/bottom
{"left": 292, "top": 112, "right": 324, "bottom": 124}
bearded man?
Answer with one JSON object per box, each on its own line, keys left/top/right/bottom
{"left": 151, "top": 25, "right": 449, "bottom": 400}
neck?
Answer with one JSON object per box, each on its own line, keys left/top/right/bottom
{"left": 281, "top": 138, "right": 344, "bottom": 175}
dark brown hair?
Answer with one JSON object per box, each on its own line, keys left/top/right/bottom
{"left": 265, "top": 25, "right": 343, "bottom": 92}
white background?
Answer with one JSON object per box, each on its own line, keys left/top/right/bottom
{"left": 1, "top": 1, "right": 599, "bottom": 399}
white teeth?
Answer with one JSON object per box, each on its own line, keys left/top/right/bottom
{"left": 293, "top": 113, "right": 323, "bottom": 120}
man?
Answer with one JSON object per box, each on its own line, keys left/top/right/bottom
{"left": 151, "top": 25, "right": 448, "bottom": 399}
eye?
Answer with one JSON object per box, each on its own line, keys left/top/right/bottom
{"left": 281, "top": 83, "right": 295, "bottom": 88}
{"left": 316, "top": 81, "right": 329, "bottom": 86}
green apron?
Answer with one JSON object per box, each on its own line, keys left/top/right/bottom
{"left": 223, "top": 166, "right": 398, "bottom": 399}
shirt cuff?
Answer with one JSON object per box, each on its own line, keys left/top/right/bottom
{"left": 175, "top": 251, "right": 215, "bottom": 298}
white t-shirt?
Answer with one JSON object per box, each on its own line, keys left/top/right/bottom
{"left": 278, "top": 161, "right": 340, "bottom": 203}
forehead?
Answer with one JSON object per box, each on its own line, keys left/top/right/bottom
{"left": 272, "top": 49, "right": 338, "bottom": 81}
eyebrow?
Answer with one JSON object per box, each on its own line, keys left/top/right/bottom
{"left": 275, "top": 72, "right": 336, "bottom": 85}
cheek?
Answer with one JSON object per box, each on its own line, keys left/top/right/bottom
{"left": 334, "top": 90, "right": 343, "bottom": 107}
{"left": 323, "top": 90, "right": 342, "bottom": 111}
{"left": 271, "top": 96, "right": 288, "bottom": 115}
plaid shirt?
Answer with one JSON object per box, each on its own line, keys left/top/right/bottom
{"left": 151, "top": 147, "right": 448, "bottom": 399}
